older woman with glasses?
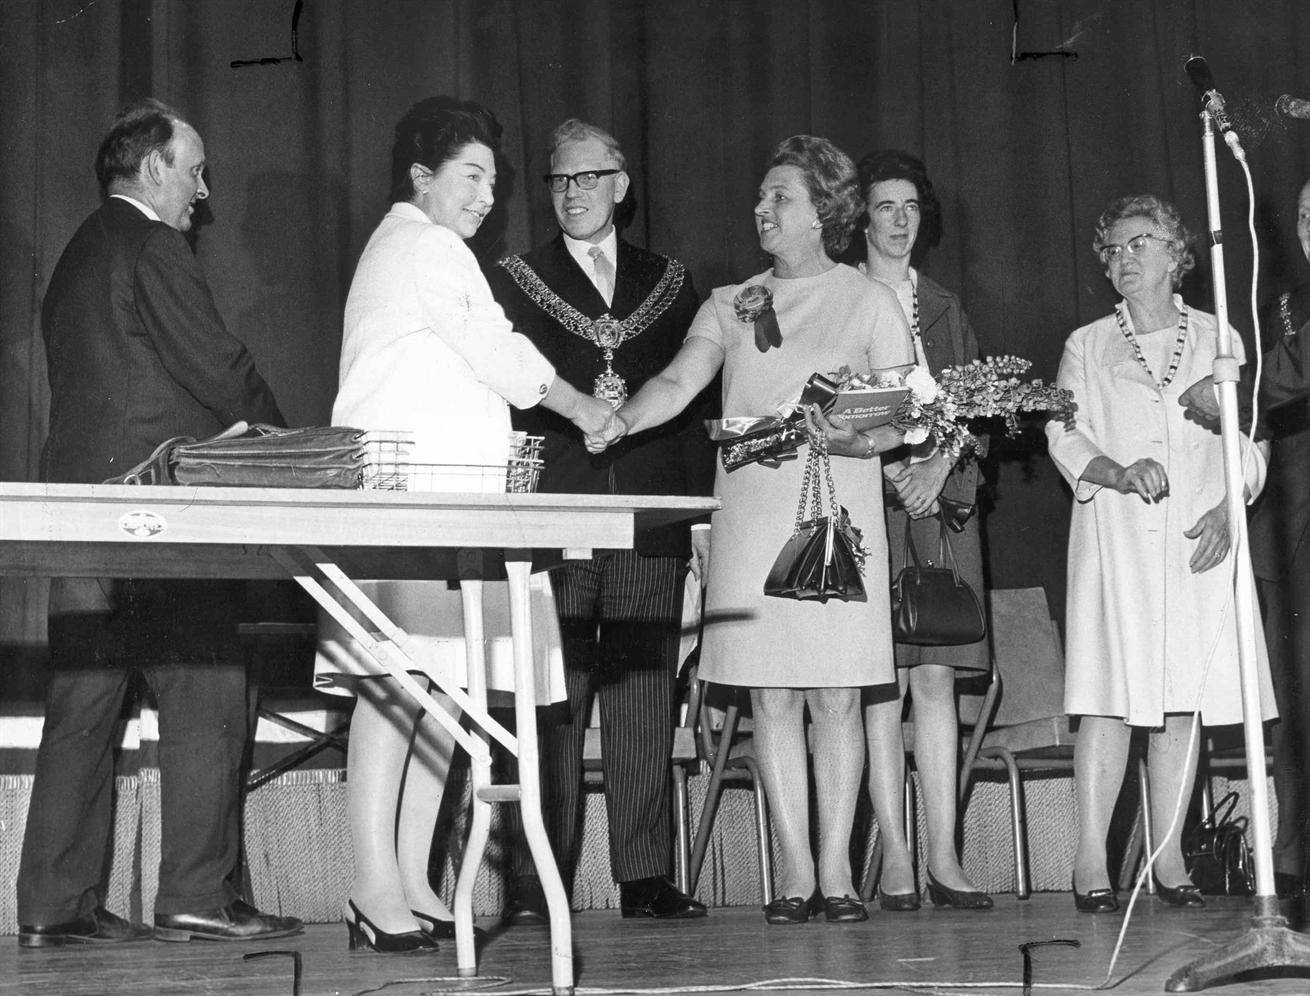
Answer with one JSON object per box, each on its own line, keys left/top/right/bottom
{"left": 1047, "top": 193, "right": 1273, "bottom": 914}
{"left": 590, "top": 135, "right": 914, "bottom": 924}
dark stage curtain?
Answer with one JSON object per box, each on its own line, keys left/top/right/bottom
{"left": 3, "top": 0, "right": 1310, "bottom": 652}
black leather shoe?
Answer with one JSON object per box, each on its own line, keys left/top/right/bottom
{"left": 876, "top": 887, "right": 921, "bottom": 912}
{"left": 19, "top": 906, "right": 153, "bottom": 948}
{"left": 822, "top": 894, "right": 869, "bottom": 923}
{"left": 763, "top": 890, "right": 823, "bottom": 925}
{"left": 153, "top": 899, "right": 303, "bottom": 942}
{"left": 410, "top": 909, "right": 486, "bottom": 941}
{"left": 619, "top": 876, "right": 707, "bottom": 919}
{"left": 1072, "top": 876, "right": 1119, "bottom": 914}
{"left": 1155, "top": 880, "right": 1206, "bottom": 908}
{"left": 504, "top": 876, "right": 549, "bottom": 926}
{"left": 925, "top": 872, "right": 994, "bottom": 910}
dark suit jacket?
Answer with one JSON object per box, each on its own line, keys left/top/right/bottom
{"left": 1249, "top": 284, "right": 1310, "bottom": 580}
{"left": 41, "top": 197, "right": 283, "bottom": 637}
{"left": 41, "top": 197, "right": 283, "bottom": 485}
{"left": 487, "top": 235, "right": 715, "bottom": 557}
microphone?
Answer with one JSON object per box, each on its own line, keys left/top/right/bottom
{"left": 1184, "top": 54, "right": 1246, "bottom": 159}
{"left": 1277, "top": 94, "right": 1310, "bottom": 120}
{"left": 1185, "top": 55, "right": 1234, "bottom": 131}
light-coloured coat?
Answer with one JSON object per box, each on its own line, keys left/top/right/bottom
{"left": 1046, "top": 302, "right": 1274, "bottom": 726}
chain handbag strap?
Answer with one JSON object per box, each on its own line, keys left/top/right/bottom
{"left": 794, "top": 442, "right": 819, "bottom": 530}
{"left": 815, "top": 432, "right": 840, "bottom": 521}
{"left": 792, "top": 430, "right": 843, "bottom": 532}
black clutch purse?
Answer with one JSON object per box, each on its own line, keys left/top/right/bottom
{"left": 890, "top": 518, "right": 986, "bottom": 645}
{"left": 764, "top": 435, "right": 867, "bottom": 603}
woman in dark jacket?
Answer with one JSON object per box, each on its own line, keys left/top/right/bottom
{"left": 853, "top": 149, "right": 992, "bottom": 911}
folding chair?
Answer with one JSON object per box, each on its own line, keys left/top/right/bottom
{"left": 686, "top": 681, "right": 774, "bottom": 903}
{"left": 960, "top": 587, "right": 1076, "bottom": 899}
{"left": 238, "top": 622, "right": 350, "bottom": 790}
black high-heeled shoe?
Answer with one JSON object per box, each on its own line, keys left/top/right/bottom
{"left": 1154, "top": 879, "right": 1205, "bottom": 908}
{"left": 344, "top": 900, "right": 438, "bottom": 953}
{"left": 1072, "top": 876, "right": 1119, "bottom": 914}
{"left": 926, "top": 871, "right": 994, "bottom": 910}
{"left": 410, "top": 909, "right": 487, "bottom": 940}
{"left": 876, "top": 886, "right": 922, "bottom": 912}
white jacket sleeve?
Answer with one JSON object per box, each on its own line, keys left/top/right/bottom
{"left": 410, "top": 225, "right": 555, "bottom": 410}
{"left": 1046, "top": 328, "right": 1107, "bottom": 502}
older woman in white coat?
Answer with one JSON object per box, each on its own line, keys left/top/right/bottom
{"left": 1047, "top": 194, "right": 1273, "bottom": 914}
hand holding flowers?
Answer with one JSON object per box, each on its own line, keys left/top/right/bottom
{"left": 835, "top": 356, "right": 1077, "bottom": 460}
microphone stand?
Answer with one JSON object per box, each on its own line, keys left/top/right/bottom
{"left": 1166, "top": 108, "right": 1310, "bottom": 992}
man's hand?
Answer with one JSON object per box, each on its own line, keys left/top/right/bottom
{"left": 887, "top": 452, "right": 952, "bottom": 519}
{"left": 1115, "top": 458, "right": 1169, "bottom": 503}
{"left": 1179, "top": 375, "right": 1220, "bottom": 423}
{"left": 689, "top": 528, "right": 711, "bottom": 585}
{"left": 584, "top": 410, "right": 628, "bottom": 454}
{"left": 1184, "top": 500, "right": 1231, "bottom": 573}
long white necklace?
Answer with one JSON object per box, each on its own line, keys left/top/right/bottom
{"left": 1115, "top": 303, "right": 1189, "bottom": 390}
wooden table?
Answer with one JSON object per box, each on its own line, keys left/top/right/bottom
{"left": 0, "top": 483, "right": 719, "bottom": 995}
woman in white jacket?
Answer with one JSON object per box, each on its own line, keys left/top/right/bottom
{"left": 1047, "top": 194, "right": 1273, "bottom": 914}
{"left": 316, "top": 97, "right": 614, "bottom": 953}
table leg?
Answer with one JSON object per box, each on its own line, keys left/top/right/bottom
{"left": 454, "top": 581, "right": 490, "bottom": 978}
{"left": 507, "top": 559, "right": 574, "bottom": 995}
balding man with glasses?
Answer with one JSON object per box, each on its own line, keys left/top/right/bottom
{"left": 488, "top": 118, "right": 713, "bottom": 923}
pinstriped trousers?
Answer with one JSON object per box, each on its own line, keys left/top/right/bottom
{"left": 511, "top": 549, "right": 685, "bottom": 885}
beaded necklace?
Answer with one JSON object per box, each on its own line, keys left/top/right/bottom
{"left": 1114, "top": 302, "right": 1189, "bottom": 390}
{"left": 909, "top": 277, "right": 920, "bottom": 341}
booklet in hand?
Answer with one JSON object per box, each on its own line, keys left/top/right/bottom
{"left": 825, "top": 384, "right": 909, "bottom": 431}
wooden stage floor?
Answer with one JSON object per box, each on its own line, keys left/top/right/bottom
{"left": 7, "top": 894, "right": 1310, "bottom": 996}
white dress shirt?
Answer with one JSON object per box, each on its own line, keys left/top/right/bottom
{"left": 562, "top": 229, "right": 619, "bottom": 304}
{"left": 110, "top": 193, "right": 161, "bottom": 222}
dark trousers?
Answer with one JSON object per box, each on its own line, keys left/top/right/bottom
{"left": 1259, "top": 570, "right": 1310, "bottom": 877}
{"left": 511, "top": 550, "right": 684, "bottom": 886}
{"left": 17, "top": 580, "right": 248, "bottom": 923}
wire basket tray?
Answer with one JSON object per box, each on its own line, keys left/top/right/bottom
{"left": 361, "top": 431, "right": 544, "bottom": 494}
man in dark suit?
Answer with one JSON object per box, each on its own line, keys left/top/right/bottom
{"left": 1248, "top": 178, "right": 1310, "bottom": 898}
{"left": 487, "top": 119, "right": 713, "bottom": 921}
{"left": 1182, "top": 177, "right": 1310, "bottom": 897}
{"left": 17, "top": 99, "right": 301, "bottom": 947}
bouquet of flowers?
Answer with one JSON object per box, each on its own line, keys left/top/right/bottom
{"left": 836, "top": 356, "right": 1077, "bottom": 458}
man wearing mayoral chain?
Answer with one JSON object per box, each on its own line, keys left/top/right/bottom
{"left": 489, "top": 118, "right": 713, "bottom": 922}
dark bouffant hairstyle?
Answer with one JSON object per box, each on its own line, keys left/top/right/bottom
{"left": 94, "top": 98, "right": 185, "bottom": 195}
{"left": 852, "top": 149, "right": 943, "bottom": 266}
{"left": 389, "top": 96, "right": 503, "bottom": 204}
{"left": 766, "top": 135, "right": 863, "bottom": 258}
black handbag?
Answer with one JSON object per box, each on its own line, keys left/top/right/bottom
{"left": 890, "top": 518, "right": 986, "bottom": 645}
{"left": 1183, "top": 791, "right": 1255, "bottom": 896}
{"left": 764, "top": 435, "right": 867, "bottom": 603}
